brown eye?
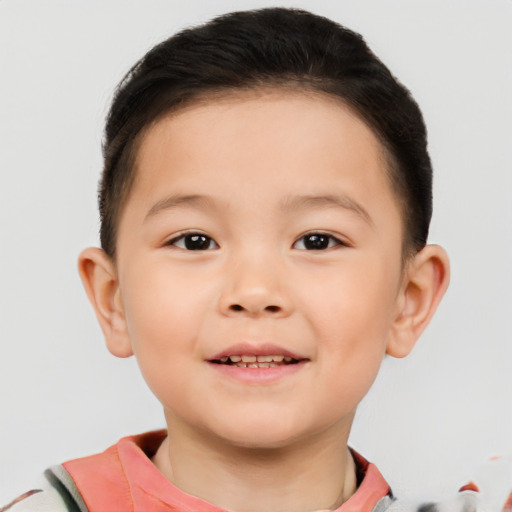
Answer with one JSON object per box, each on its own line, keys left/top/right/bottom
{"left": 294, "top": 233, "right": 341, "bottom": 250}
{"left": 170, "top": 233, "right": 219, "bottom": 250}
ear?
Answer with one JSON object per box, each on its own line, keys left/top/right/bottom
{"left": 78, "top": 247, "right": 133, "bottom": 358}
{"left": 386, "top": 244, "right": 450, "bottom": 358}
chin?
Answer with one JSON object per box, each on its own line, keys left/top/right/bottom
{"left": 222, "top": 433, "right": 301, "bottom": 451}
{"left": 208, "top": 415, "right": 314, "bottom": 451}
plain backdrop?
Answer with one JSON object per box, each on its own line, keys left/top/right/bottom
{"left": 1, "top": 0, "right": 511, "bottom": 504}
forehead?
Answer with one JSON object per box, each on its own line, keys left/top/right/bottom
{"left": 124, "top": 90, "right": 401, "bottom": 231}
{"left": 136, "top": 91, "right": 387, "bottom": 183}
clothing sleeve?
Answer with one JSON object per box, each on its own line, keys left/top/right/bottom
{"left": 0, "top": 466, "right": 87, "bottom": 512}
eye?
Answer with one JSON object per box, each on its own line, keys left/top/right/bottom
{"left": 293, "top": 232, "right": 343, "bottom": 250}
{"left": 168, "top": 233, "right": 219, "bottom": 251}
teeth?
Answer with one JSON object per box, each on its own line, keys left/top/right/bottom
{"left": 220, "top": 354, "right": 298, "bottom": 366}
{"left": 233, "top": 362, "right": 274, "bottom": 368}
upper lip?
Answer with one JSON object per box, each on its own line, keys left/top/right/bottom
{"left": 208, "top": 343, "right": 307, "bottom": 361}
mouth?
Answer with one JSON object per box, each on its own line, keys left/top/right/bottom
{"left": 210, "top": 354, "right": 302, "bottom": 368}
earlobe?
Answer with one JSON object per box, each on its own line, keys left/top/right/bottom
{"left": 78, "top": 247, "right": 133, "bottom": 358}
{"left": 386, "top": 244, "right": 450, "bottom": 358}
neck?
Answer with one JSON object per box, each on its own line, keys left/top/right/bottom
{"left": 152, "top": 413, "right": 357, "bottom": 512}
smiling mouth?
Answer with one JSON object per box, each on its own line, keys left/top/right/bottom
{"left": 211, "top": 355, "right": 301, "bottom": 368}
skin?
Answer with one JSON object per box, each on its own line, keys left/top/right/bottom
{"left": 79, "top": 90, "right": 449, "bottom": 512}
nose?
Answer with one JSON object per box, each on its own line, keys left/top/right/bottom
{"left": 218, "top": 253, "right": 293, "bottom": 318}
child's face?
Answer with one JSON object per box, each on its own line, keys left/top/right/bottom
{"left": 113, "top": 91, "right": 407, "bottom": 448}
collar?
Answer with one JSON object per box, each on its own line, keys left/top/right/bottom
{"left": 65, "top": 430, "right": 390, "bottom": 512}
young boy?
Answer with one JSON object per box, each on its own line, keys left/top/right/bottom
{"left": 1, "top": 7, "right": 459, "bottom": 512}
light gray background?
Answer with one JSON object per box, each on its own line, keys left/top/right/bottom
{"left": 1, "top": 0, "right": 511, "bottom": 504}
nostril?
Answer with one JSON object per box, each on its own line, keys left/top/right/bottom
{"left": 228, "top": 304, "right": 281, "bottom": 313}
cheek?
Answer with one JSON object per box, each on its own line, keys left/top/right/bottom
{"left": 120, "top": 266, "right": 213, "bottom": 389}
{"left": 122, "top": 260, "right": 210, "bottom": 338}
{"left": 302, "top": 256, "right": 400, "bottom": 395}
{"left": 306, "top": 256, "right": 399, "bottom": 339}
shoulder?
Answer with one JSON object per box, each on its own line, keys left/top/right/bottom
{"left": 348, "top": 449, "right": 500, "bottom": 512}
{"left": 0, "top": 466, "right": 87, "bottom": 512}
{"left": 382, "top": 456, "right": 512, "bottom": 512}
{"left": 381, "top": 492, "right": 485, "bottom": 512}
{"left": 2, "top": 430, "right": 167, "bottom": 512}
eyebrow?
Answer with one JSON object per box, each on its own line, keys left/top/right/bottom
{"left": 281, "top": 194, "right": 374, "bottom": 226}
{"left": 145, "top": 192, "right": 373, "bottom": 226}
{"left": 145, "top": 194, "right": 214, "bottom": 221}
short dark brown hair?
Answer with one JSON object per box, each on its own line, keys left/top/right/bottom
{"left": 99, "top": 7, "right": 433, "bottom": 258}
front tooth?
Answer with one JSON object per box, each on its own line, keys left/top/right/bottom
{"left": 257, "top": 355, "right": 272, "bottom": 363}
{"left": 230, "top": 355, "right": 242, "bottom": 362}
{"left": 248, "top": 363, "right": 258, "bottom": 368}
{"left": 258, "top": 362, "right": 270, "bottom": 368}
{"left": 241, "top": 355, "right": 257, "bottom": 363}
{"left": 235, "top": 362, "right": 247, "bottom": 367}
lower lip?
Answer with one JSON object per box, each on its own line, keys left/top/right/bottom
{"left": 207, "top": 361, "right": 308, "bottom": 383}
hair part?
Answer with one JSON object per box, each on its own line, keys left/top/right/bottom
{"left": 99, "top": 7, "right": 432, "bottom": 259}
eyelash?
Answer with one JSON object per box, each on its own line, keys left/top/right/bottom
{"left": 292, "top": 232, "right": 345, "bottom": 251}
{"left": 166, "top": 232, "right": 219, "bottom": 251}
{"left": 166, "top": 231, "right": 346, "bottom": 251}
